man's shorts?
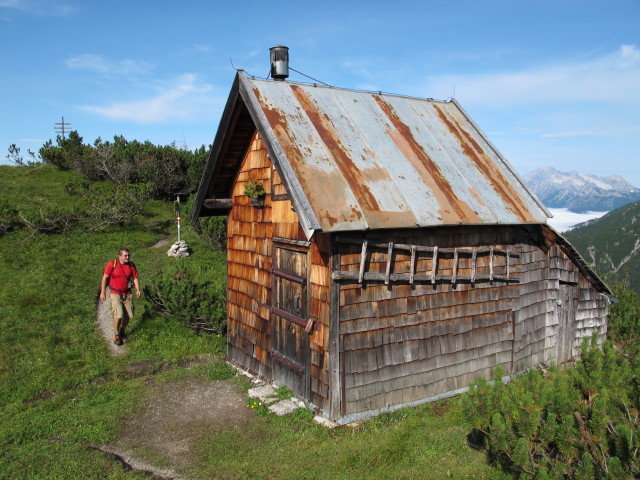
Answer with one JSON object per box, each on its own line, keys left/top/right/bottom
{"left": 110, "top": 292, "right": 134, "bottom": 319}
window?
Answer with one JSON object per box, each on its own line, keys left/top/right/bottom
{"left": 272, "top": 242, "right": 308, "bottom": 326}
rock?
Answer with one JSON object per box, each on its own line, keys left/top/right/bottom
{"left": 268, "top": 398, "right": 300, "bottom": 416}
{"left": 313, "top": 415, "right": 338, "bottom": 428}
{"left": 167, "top": 240, "right": 191, "bottom": 258}
{"left": 248, "top": 385, "right": 278, "bottom": 404}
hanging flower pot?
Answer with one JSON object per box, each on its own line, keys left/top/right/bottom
{"left": 250, "top": 197, "right": 265, "bottom": 208}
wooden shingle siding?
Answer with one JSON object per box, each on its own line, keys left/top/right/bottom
{"left": 225, "top": 132, "right": 332, "bottom": 414}
{"left": 337, "top": 226, "right": 523, "bottom": 415}
{"left": 334, "top": 224, "right": 608, "bottom": 417}
{"left": 546, "top": 245, "right": 607, "bottom": 361}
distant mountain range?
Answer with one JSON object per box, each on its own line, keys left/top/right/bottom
{"left": 524, "top": 167, "right": 640, "bottom": 213}
{"left": 564, "top": 201, "right": 640, "bottom": 294}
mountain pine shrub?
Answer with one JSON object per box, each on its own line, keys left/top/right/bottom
{"left": 0, "top": 197, "right": 19, "bottom": 235}
{"left": 143, "top": 260, "right": 226, "bottom": 334}
{"left": 462, "top": 335, "right": 640, "bottom": 479}
{"left": 608, "top": 281, "right": 640, "bottom": 347}
{"left": 65, "top": 179, "right": 153, "bottom": 231}
{"left": 185, "top": 194, "right": 227, "bottom": 251}
{"left": 39, "top": 131, "right": 210, "bottom": 200}
{"left": 18, "top": 204, "right": 81, "bottom": 234}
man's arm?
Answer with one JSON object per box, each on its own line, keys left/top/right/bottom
{"left": 100, "top": 274, "right": 109, "bottom": 301}
{"left": 133, "top": 277, "right": 141, "bottom": 298}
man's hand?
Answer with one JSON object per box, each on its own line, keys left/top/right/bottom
{"left": 100, "top": 291, "right": 106, "bottom": 301}
{"left": 136, "top": 289, "right": 141, "bottom": 298}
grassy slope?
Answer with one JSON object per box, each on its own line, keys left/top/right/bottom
{"left": 0, "top": 165, "right": 226, "bottom": 479}
{"left": 0, "top": 165, "right": 506, "bottom": 479}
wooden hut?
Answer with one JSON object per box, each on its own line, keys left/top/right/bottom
{"left": 192, "top": 70, "right": 609, "bottom": 423}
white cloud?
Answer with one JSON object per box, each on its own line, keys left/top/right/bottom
{"left": 65, "top": 54, "right": 153, "bottom": 77}
{"left": 81, "top": 74, "right": 220, "bottom": 124}
{"left": 425, "top": 45, "right": 640, "bottom": 107}
{"left": 192, "top": 44, "right": 215, "bottom": 54}
{"left": 540, "top": 131, "right": 597, "bottom": 138}
{"left": 0, "top": 0, "right": 76, "bottom": 16}
{"left": 547, "top": 208, "right": 608, "bottom": 233}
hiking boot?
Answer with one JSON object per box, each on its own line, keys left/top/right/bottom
{"left": 113, "top": 333, "right": 123, "bottom": 346}
{"left": 119, "top": 328, "right": 127, "bottom": 342}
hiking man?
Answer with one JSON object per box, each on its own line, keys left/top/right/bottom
{"left": 100, "top": 248, "right": 140, "bottom": 346}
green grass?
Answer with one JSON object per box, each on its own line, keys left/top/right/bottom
{"left": 193, "top": 400, "right": 509, "bottom": 480}
{"left": 0, "top": 165, "right": 509, "bottom": 479}
{"left": 0, "top": 165, "right": 227, "bottom": 479}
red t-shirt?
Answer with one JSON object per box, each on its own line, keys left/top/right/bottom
{"left": 104, "top": 260, "right": 139, "bottom": 293}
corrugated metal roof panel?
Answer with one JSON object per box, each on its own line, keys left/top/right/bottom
{"left": 243, "top": 74, "right": 549, "bottom": 233}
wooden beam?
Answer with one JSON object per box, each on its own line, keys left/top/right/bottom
{"left": 409, "top": 245, "right": 416, "bottom": 285}
{"left": 452, "top": 248, "right": 458, "bottom": 283}
{"left": 329, "top": 235, "right": 342, "bottom": 419}
{"left": 385, "top": 242, "right": 394, "bottom": 285}
{"left": 489, "top": 247, "right": 494, "bottom": 281}
{"left": 431, "top": 246, "right": 438, "bottom": 284}
{"left": 471, "top": 250, "right": 477, "bottom": 283}
{"left": 203, "top": 198, "right": 233, "bottom": 209}
{"left": 358, "top": 240, "right": 368, "bottom": 284}
{"left": 331, "top": 270, "right": 519, "bottom": 283}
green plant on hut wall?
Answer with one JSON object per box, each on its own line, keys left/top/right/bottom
{"left": 243, "top": 180, "right": 266, "bottom": 199}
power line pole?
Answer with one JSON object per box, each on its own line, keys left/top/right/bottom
{"left": 54, "top": 116, "right": 72, "bottom": 140}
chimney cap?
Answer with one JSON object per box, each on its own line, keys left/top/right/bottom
{"left": 269, "top": 45, "right": 289, "bottom": 81}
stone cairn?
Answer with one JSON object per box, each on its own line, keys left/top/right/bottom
{"left": 167, "top": 240, "right": 191, "bottom": 258}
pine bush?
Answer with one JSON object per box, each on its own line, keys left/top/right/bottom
{"left": 0, "top": 197, "right": 19, "bottom": 235}
{"left": 462, "top": 335, "right": 640, "bottom": 478}
{"left": 185, "top": 194, "right": 227, "bottom": 251}
{"left": 143, "top": 261, "right": 226, "bottom": 334}
{"left": 608, "top": 282, "right": 640, "bottom": 347}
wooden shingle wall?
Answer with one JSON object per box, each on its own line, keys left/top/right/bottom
{"left": 512, "top": 232, "right": 553, "bottom": 371}
{"left": 575, "top": 275, "right": 608, "bottom": 349}
{"left": 335, "top": 225, "right": 608, "bottom": 416}
{"left": 336, "top": 226, "right": 522, "bottom": 415}
{"left": 227, "top": 132, "right": 273, "bottom": 379}
{"left": 271, "top": 164, "right": 332, "bottom": 411}
{"left": 226, "top": 132, "right": 332, "bottom": 413}
{"left": 546, "top": 244, "right": 608, "bottom": 361}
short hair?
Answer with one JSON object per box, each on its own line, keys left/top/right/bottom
{"left": 118, "top": 248, "right": 130, "bottom": 256}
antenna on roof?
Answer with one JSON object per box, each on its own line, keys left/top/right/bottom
{"left": 446, "top": 84, "right": 456, "bottom": 102}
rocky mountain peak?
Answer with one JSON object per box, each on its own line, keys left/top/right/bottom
{"left": 524, "top": 167, "right": 640, "bottom": 212}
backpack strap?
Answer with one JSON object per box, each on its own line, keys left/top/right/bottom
{"left": 109, "top": 259, "right": 135, "bottom": 279}
{"left": 107, "top": 259, "right": 117, "bottom": 276}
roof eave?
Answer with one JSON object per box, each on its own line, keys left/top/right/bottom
{"left": 238, "top": 72, "right": 322, "bottom": 238}
{"left": 190, "top": 74, "right": 242, "bottom": 224}
{"left": 541, "top": 224, "right": 612, "bottom": 295}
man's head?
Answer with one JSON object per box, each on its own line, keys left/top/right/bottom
{"left": 118, "top": 248, "right": 131, "bottom": 263}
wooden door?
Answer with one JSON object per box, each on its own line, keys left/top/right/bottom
{"left": 270, "top": 242, "right": 310, "bottom": 399}
{"left": 556, "top": 283, "right": 577, "bottom": 365}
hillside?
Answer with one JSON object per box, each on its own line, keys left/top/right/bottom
{"left": 564, "top": 200, "right": 640, "bottom": 293}
{"left": 525, "top": 166, "right": 640, "bottom": 212}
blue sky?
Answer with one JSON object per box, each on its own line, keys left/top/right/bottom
{"left": 1, "top": 0, "right": 639, "bottom": 185}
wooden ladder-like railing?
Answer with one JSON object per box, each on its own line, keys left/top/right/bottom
{"left": 332, "top": 235, "right": 519, "bottom": 285}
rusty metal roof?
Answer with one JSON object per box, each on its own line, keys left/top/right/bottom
{"left": 194, "top": 71, "right": 550, "bottom": 235}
